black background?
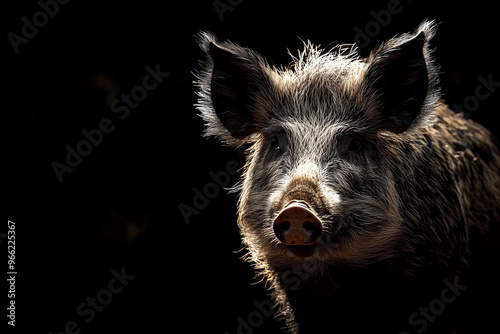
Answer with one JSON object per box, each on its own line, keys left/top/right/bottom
{"left": 5, "top": 0, "right": 499, "bottom": 333}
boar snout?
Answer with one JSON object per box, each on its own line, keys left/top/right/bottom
{"left": 273, "top": 201, "right": 322, "bottom": 246}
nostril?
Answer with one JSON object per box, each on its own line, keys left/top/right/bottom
{"left": 274, "top": 221, "right": 291, "bottom": 241}
{"left": 303, "top": 220, "right": 322, "bottom": 240}
{"left": 303, "top": 221, "right": 315, "bottom": 234}
{"left": 280, "top": 221, "right": 291, "bottom": 232}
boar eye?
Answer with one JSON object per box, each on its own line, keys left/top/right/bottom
{"left": 270, "top": 136, "right": 280, "bottom": 150}
{"left": 346, "top": 136, "right": 363, "bottom": 153}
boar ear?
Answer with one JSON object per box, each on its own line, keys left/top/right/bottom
{"left": 363, "top": 21, "right": 440, "bottom": 134}
{"left": 195, "top": 32, "right": 274, "bottom": 146}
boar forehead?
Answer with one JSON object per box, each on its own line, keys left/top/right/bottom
{"left": 268, "top": 58, "right": 367, "bottom": 129}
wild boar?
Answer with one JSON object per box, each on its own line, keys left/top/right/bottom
{"left": 195, "top": 21, "right": 500, "bottom": 333}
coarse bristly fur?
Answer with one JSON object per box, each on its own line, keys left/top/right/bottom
{"left": 194, "top": 20, "right": 500, "bottom": 334}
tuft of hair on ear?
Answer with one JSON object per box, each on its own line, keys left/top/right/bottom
{"left": 194, "top": 31, "right": 277, "bottom": 147}
{"left": 361, "top": 20, "right": 441, "bottom": 135}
